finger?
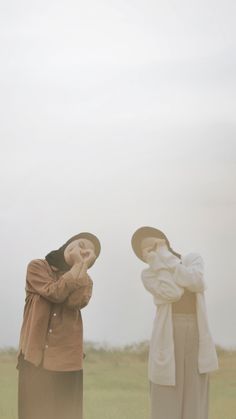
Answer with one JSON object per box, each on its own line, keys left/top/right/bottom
{"left": 145, "top": 246, "right": 155, "bottom": 253}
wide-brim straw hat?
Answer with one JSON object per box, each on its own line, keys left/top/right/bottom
{"left": 131, "top": 226, "right": 179, "bottom": 262}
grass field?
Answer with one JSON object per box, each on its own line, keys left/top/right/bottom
{"left": 0, "top": 346, "right": 236, "bottom": 419}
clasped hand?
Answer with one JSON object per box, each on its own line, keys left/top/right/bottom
{"left": 68, "top": 242, "right": 96, "bottom": 267}
{"left": 142, "top": 239, "right": 166, "bottom": 263}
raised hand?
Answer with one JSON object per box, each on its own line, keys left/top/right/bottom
{"left": 142, "top": 239, "right": 166, "bottom": 262}
{"left": 79, "top": 248, "right": 96, "bottom": 267}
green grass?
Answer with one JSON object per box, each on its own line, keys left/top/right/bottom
{"left": 0, "top": 347, "right": 236, "bottom": 419}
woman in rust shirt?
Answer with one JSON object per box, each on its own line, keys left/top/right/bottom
{"left": 17, "top": 232, "right": 101, "bottom": 419}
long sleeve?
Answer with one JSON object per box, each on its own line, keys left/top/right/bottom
{"left": 141, "top": 269, "right": 184, "bottom": 305}
{"left": 148, "top": 249, "right": 206, "bottom": 294}
{"left": 173, "top": 253, "right": 206, "bottom": 293}
{"left": 65, "top": 275, "right": 93, "bottom": 309}
{"left": 147, "top": 246, "right": 181, "bottom": 271}
{"left": 26, "top": 259, "right": 81, "bottom": 303}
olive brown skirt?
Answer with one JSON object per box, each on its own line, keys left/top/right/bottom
{"left": 150, "top": 314, "right": 209, "bottom": 419}
{"left": 18, "top": 355, "right": 83, "bottom": 419}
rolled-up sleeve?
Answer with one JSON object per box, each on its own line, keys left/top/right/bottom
{"left": 26, "top": 259, "right": 80, "bottom": 303}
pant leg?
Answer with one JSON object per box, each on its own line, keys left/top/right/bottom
{"left": 182, "top": 317, "right": 209, "bottom": 419}
{"left": 149, "top": 315, "right": 187, "bottom": 419}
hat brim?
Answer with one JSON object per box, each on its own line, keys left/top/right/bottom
{"left": 131, "top": 226, "right": 169, "bottom": 262}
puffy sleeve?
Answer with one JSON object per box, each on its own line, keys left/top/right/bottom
{"left": 26, "top": 259, "right": 81, "bottom": 303}
{"left": 141, "top": 269, "right": 184, "bottom": 305}
{"left": 147, "top": 247, "right": 181, "bottom": 271}
{"left": 173, "top": 253, "right": 206, "bottom": 293}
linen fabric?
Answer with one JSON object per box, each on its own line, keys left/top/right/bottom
{"left": 142, "top": 251, "right": 218, "bottom": 385}
{"left": 150, "top": 313, "right": 209, "bottom": 419}
{"left": 17, "top": 259, "right": 92, "bottom": 370}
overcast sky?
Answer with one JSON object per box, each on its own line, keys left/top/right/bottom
{"left": 0, "top": 0, "right": 236, "bottom": 348}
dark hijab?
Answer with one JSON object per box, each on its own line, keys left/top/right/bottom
{"left": 45, "top": 232, "right": 101, "bottom": 271}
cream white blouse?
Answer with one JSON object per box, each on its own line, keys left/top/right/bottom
{"left": 142, "top": 249, "right": 218, "bottom": 386}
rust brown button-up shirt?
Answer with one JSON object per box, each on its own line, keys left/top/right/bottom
{"left": 18, "top": 259, "right": 93, "bottom": 371}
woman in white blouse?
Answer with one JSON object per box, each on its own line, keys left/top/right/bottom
{"left": 131, "top": 226, "right": 218, "bottom": 419}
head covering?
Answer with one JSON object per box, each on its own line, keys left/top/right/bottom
{"left": 131, "top": 226, "right": 181, "bottom": 262}
{"left": 45, "top": 232, "right": 101, "bottom": 271}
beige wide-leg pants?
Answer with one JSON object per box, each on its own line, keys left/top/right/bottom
{"left": 150, "top": 314, "right": 209, "bottom": 419}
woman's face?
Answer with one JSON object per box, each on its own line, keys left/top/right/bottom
{"left": 64, "top": 238, "right": 95, "bottom": 266}
{"left": 141, "top": 237, "right": 166, "bottom": 261}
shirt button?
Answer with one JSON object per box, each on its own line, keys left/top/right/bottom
{"left": 45, "top": 344, "right": 49, "bottom": 349}
{"left": 53, "top": 313, "right": 57, "bottom": 317}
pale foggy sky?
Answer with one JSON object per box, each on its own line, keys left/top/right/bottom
{"left": 0, "top": 1, "right": 236, "bottom": 348}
